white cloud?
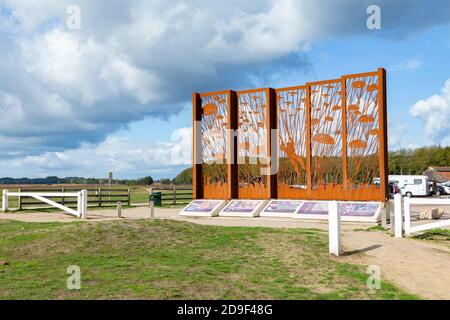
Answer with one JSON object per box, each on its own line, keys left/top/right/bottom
{"left": 0, "top": 91, "right": 25, "bottom": 129}
{"left": 410, "top": 79, "right": 450, "bottom": 142}
{"left": 1, "top": 127, "right": 192, "bottom": 178}
{"left": 390, "top": 58, "right": 423, "bottom": 72}
{"left": 0, "top": 0, "right": 449, "bottom": 177}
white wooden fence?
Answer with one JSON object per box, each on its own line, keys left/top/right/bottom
{"left": 394, "top": 193, "right": 450, "bottom": 237}
{"left": 2, "top": 189, "right": 88, "bottom": 219}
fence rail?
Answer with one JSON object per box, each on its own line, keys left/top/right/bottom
{"left": 403, "top": 197, "right": 450, "bottom": 235}
{"left": 151, "top": 188, "right": 193, "bottom": 206}
{"left": 2, "top": 190, "right": 87, "bottom": 218}
{"left": 393, "top": 193, "right": 450, "bottom": 237}
{"left": 16, "top": 186, "right": 130, "bottom": 209}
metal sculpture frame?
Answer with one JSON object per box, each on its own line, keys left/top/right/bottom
{"left": 193, "top": 68, "right": 388, "bottom": 202}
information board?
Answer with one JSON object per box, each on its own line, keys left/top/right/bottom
{"left": 219, "top": 200, "right": 267, "bottom": 217}
{"left": 293, "top": 201, "right": 381, "bottom": 222}
{"left": 179, "top": 200, "right": 226, "bottom": 217}
{"left": 261, "top": 200, "right": 304, "bottom": 217}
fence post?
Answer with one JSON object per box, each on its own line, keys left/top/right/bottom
{"left": 77, "top": 191, "right": 82, "bottom": 217}
{"left": 61, "top": 187, "right": 65, "bottom": 206}
{"left": 394, "top": 193, "right": 403, "bottom": 238}
{"left": 403, "top": 197, "right": 411, "bottom": 236}
{"left": 127, "top": 187, "right": 131, "bottom": 206}
{"left": 2, "top": 190, "right": 8, "bottom": 212}
{"left": 173, "top": 186, "right": 176, "bottom": 205}
{"left": 117, "top": 201, "right": 122, "bottom": 218}
{"left": 18, "top": 187, "right": 22, "bottom": 210}
{"left": 380, "top": 201, "right": 388, "bottom": 229}
{"left": 81, "top": 189, "right": 88, "bottom": 219}
{"left": 328, "top": 201, "right": 341, "bottom": 256}
{"left": 98, "top": 188, "right": 102, "bottom": 207}
{"left": 149, "top": 188, "right": 154, "bottom": 218}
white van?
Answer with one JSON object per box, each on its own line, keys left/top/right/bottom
{"left": 388, "top": 175, "right": 430, "bottom": 197}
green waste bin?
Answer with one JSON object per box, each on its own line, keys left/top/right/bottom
{"left": 150, "top": 192, "right": 162, "bottom": 207}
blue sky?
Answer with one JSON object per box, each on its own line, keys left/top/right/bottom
{"left": 0, "top": 0, "right": 449, "bottom": 179}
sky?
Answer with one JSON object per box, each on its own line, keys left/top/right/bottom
{"left": 0, "top": 0, "right": 449, "bottom": 179}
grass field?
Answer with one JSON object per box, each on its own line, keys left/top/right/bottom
{"left": 0, "top": 219, "right": 416, "bottom": 300}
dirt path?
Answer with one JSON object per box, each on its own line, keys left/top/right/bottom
{"left": 340, "top": 230, "right": 450, "bottom": 299}
{"left": 1, "top": 207, "right": 449, "bottom": 299}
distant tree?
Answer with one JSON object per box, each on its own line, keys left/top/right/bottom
{"left": 173, "top": 167, "right": 192, "bottom": 185}
{"left": 139, "top": 176, "right": 154, "bottom": 185}
{"left": 388, "top": 146, "right": 450, "bottom": 174}
{"left": 160, "top": 178, "right": 171, "bottom": 185}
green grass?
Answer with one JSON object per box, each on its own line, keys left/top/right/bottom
{"left": 354, "top": 225, "right": 386, "bottom": 232}
{"left": 0, "top": 219, "right": 417, "bottom": 300}
{"left": 412, "top": 228, "right": 450, "bottom": 242}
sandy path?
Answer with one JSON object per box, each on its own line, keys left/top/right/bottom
{"left": 339, "top": 230, "right": 450, "bottom": 299}
{"left": 1, "top": 206, "right": 450, "bottom": 299}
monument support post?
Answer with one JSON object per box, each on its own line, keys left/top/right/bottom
{"left": 192, "top": 92, "right": 203, "bottom": 199}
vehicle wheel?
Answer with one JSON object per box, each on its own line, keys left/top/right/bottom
{"left": 405, "top": 192, "right": 413, "bottom": 198}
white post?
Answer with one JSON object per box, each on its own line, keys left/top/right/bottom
{"left": 403, "top": 196, "right": 411, "bottom": 236}
{"left": 77, "top": 191, "right": 82, "bottom": 218}
{"left": 2, "top": 189, "right": 8, "bottom": 212}
{"left": 394, "top": 193, "right": 403, "bottom": 238}
{"left": 328, "top": 201, "right": 341, "bottom": 256}
{"left": 81, "top": 189, "right": 88, "bottom": 219}
{"left": 149, "top": 201, "right": 154, "bottom": 218}
{"left": 149, "top": 188, "right": 154, "bottom": 218}
{"left": 117, "top": 201, "right": 122, "bottom": 218}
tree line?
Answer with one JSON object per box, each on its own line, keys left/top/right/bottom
{"left": 388, "top": 146, "right": 450, "bottom": 175}
{"left": 0, "top": 170, "right": 193, "bottom": 186}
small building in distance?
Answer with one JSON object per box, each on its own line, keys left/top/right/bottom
{"left": 423, "top": 166, "right": 450, "bottom": 183}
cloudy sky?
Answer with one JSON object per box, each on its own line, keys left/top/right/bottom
{"left": 0, "top": 0, "right": 449, "bottom": 179}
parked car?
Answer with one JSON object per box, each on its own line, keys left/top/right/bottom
{"left": 434, "top": 185, "right": 448, "bottom": 196}
{"left": 441, "top": 183, "right": 450, "bottom": 195}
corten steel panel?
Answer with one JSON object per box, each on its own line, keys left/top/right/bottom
{"left": 236, "top": 89, "right": 271, "bottom": 199}
{"left": 343, "top": 71, "right": 384, "bottom": 200}
{"left": 193, "top": 68, "right": 388, "bottom": 202}
{"left": 309, "top": 79, "right": 345, "bottom": 199}
{"left": 276, "top": 86, "right": 309, "bottom": 199}
{"left": 199, "top": 91, "right": 233, "bottom": 199}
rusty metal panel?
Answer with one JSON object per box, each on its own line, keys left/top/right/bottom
{"left": 236, "top": 89, "right": 270, "bottom": 199}
{"left": 200, "top": 92, "right": 230, "bottom": 199}
{"left": 343, "top": 72, "right": 383, "bottom": 200}
{"left": 276, "top": 86, "right": 309, "bottom": 199}
{"left": 194, "top": 69, "right": 388, "bottom": 202}
{"left": 309, "top": 79, "right": 344, "bottom": 199}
